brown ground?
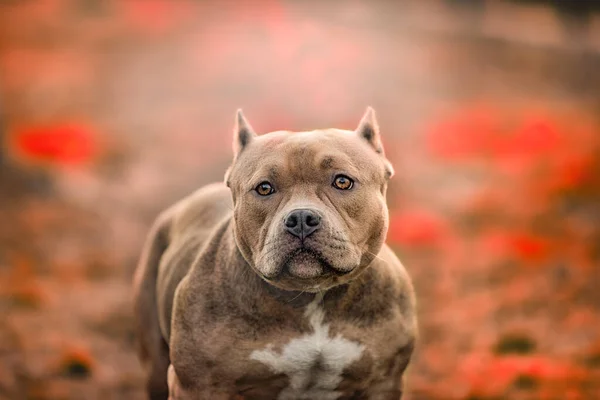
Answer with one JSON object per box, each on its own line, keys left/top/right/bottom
{"left": 0, "top": 1, "right": 599, "bottom": 399}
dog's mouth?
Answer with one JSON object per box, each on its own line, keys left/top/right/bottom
{"left": 255, "top": 236, "right": 360, "bottom": 291}
{"left": 278, "top": 247, "right": 348, "bottom": 280}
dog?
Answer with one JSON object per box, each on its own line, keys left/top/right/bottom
{"left": 133, "top": 108, "right": 417, "bottom": 399}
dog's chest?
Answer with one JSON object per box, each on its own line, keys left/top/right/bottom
{"left": 249, "top": 294, "right": 365, "bottom": 399}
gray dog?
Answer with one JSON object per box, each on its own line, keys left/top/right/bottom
{"left": 133, "top": 108, "right": 417, "bottom": 399}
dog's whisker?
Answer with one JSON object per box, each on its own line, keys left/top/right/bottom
{"left": 286, "top": 290, "right": 306, "bottom": 303}
{"left": 365, "top": 250, "right": 389, "bottom": 266}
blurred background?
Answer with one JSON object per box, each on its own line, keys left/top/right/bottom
{"left": 0, "top": 1, "right": 599, "bottom": 399}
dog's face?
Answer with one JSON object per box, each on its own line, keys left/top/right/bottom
{"left": 226, "top": 108, "right": 394, "bottom": 292}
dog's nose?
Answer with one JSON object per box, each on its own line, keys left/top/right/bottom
{"left": 284, "top": 209, "right": 321, "bottom": 240}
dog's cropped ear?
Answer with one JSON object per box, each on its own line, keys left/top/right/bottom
{"left": 383, "top": 159, "right": 395, "bottom": 180}
{"left": 356, "top": 107, "right": 394, "bottom": 179}
{"left": 356, "top": 107, "right": 384, "bottom": 154}
{"left": 233, "top": 109, "right": 257, "bottom": 157}
{"left": 226, "top": 109, "right": 256, "bottom": 187}
{"left": 224, "top": 165, "right": 232, "bottom": 187}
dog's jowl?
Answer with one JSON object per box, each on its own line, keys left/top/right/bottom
{"left": 133, "top": 108, "right": 417, "bottom": 400}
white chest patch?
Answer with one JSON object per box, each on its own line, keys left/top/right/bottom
{"left": 250, "top": 293, "right": 364, "bottom": 400}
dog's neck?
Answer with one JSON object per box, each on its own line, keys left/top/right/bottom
{"left": 261, "top": 279, "right": 351, "bottom": 308}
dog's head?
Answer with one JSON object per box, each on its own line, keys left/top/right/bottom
{"left": 225, "top": 108, "right": 394, "bottom": 292}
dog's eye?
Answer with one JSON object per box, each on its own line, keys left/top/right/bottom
{"left": 332, "top": 175, "right": 354, "bottom": 190}
{"left": 255, "top": 181, "right": 275, "bottom": 196}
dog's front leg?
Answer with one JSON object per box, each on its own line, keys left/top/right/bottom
{"left": 364, "top": 377, "right": 404, "bottom": 400}
{"left": 365, "top": 371, "right": 407, "bottom": 400}
{"left": 167, "top": 364, "right": 232, "bottom": 400}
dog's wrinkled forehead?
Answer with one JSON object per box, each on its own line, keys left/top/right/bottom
{"left": 236, "top": 131, "right": 384, "bottom": 187}
{"left": 225, "top": 108, "right": 394, "bottom": 189}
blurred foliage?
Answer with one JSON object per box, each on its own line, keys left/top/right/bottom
{"left": 0, "top": 1, "right": 599, "bottom": 399}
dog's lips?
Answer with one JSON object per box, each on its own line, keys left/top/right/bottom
{"left": 256, "top": 236, "right": 358, "bottom": 288}
{"left": 283, "top": 249, "right": 325, "bottom": 279}
{"left": 277, "top": 247, "right": 349, "bottom": 279}
{"left": 257, "top": 244, "right": 358, "bottom": 292}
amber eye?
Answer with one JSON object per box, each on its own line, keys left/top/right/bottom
{"left": 332, "top": 175, "right": 354, "bottom": 190}
{"left": 255, "top": 181, "right": 275, "bottom": 196}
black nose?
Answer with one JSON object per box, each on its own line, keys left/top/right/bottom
{"left": 284, "top": 209, "right": 321, "bottom": 240}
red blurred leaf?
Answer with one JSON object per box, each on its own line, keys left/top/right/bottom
{"left": 459, "top": 353, "right": 520, "bottom": 397}
{"left": 11, "top": 123, "right": 97, "bottom": 165}
{"left": 502, "top": 116, "right": 561, "bottom": 158}
{"left": 426, "top": 108, "right": 571, "bottom": 183}
{"left": 388, "top": 209, "right": 447, "bottom": 247}
{"left": 543, "top": 154, "right": 593, "bottom": 193}
{"left": 425, "top": 105, "right": 498, "bottom": 160}
{"left": 459, "top": 354, "right": 589, "bottom": 398}
{"left": 478, "top": 230, "right": 551, "bottom": 265}
{"left": 508, "top": 233, "right": 550, "bottom": 262}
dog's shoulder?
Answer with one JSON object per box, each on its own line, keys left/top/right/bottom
{"left": 155, "top": 183, "right": 233, "bottom": 339}
{"left": 377, "top": 244, "right": 417, "bottom": 322}
{"left": 329, "top": 245, "right": 416, "bottom": 330}
{"left": 165, "top": 183, "right": 233, "bottom": 240}
{"left": 378, "top": 245, "right": 415, "bottom": 297}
